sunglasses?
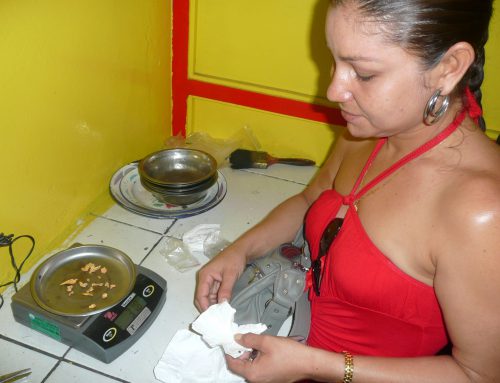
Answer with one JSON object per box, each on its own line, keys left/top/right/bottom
{"left": 311, "top": 217, "right": 344, "bottom": 296}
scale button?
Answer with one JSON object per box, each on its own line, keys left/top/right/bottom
{"left": 143, "top": 284, "right": 155, "bottom": 297}
{"left": 104, "top": 311, "right": 118, "bottom": 321}
{"left": 103, "top": 327, "right": 118, "bottom": 342}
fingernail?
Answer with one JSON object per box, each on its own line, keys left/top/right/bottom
{"left": 234, "top": 333, "right": 242, "bottom": 341}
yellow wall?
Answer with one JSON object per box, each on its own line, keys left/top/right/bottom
{"left": 0, "top": 0, "right": 171, "bottom": 286}
{"left": 483, "top": 10, "right": 500, "bottom": 139}
{"left": 188, "top": 0, "right": 500, "bottom": 157}
{"left": 190, "top": 0, "right": 331, "bottom": 105}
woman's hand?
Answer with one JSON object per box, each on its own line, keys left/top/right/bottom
{"left": 194, "top": 244, "right": 248, "bottom": 312}
{"left": 194, "top": 188, "right": 320, "bottom": 313}
{"left": 226, "top": 333, "right": 311, "bottom": 383}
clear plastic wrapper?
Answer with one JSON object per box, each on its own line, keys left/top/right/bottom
{"left": 203, "top": 231, "right": 231, "bottom": 259}
{"left": 182, "top": 224, "right": 231, "bottom": 259}
{"left": 164, "top": 126, "right": 260, "bottom": 167}
{"left": 160, "top": 237, "right": 200, "bottom": 272}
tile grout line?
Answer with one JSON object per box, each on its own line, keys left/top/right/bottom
{"left": 88, "top": 213, "right": 170, "bottom": 235}
{"left": 0, "top": 334, "right": 130, "bottom": 383}
{"left": 52, "top": 356, "right": 131, "bottom": 383}
{"left": 40, "top": 359, "right": 62, "bottom": 383}
{"left": 0, "top": 333, "right": 65, "bottom": 383}
{"left": 70, "top": 213, "right": 184, "bottom": 266}
{"left": 90, "top": 214, "right": 186, "bottom": 242}
{"left": 137, "top": 219, "right": 177, "bottom": 266}
{"left": 0, "top": 333, "right": 63, "bottom": 360}
{"left": 40, "top": 348, "right": 77, "bottom": 383}
{"left": 86, "top": 215, "right": 178, "bottom": 266}
{"left": 237, "top": 168, "right": 313, "bottom": 186}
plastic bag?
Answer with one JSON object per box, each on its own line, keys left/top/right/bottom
{"left": 165, "top": 126, "right": 260, "bottom": 167}
{"left": 203, "top": 231, "right": 231, "bottom": 259}
{"left": 182, "top": 224, "right": 231, "bottom": 259}
{"left": 160, "top": 237, "right": 200, "bottom": 272}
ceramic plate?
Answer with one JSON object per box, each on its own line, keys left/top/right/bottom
{"left": 110, "top": 162, "right": 227, "bottom": 218}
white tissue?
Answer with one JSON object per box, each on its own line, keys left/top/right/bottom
{"left": 192, "top": 301, "right": 267, "bottom": 358}
{"left": 154, "top": 302, "right": 267, "bottom": 383}
{"left": 154, "top": 329, "right": 244, "bottom": 383}
{"left": 182, "top": 224, "right": 221, "bottom": 254}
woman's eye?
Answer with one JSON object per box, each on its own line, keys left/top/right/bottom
{"left": 356, "top": 73, "right": 374, "bottom": 82}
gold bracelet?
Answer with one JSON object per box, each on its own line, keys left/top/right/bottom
{"left": 341, "top": 351, "right": 354, "bottom": 383}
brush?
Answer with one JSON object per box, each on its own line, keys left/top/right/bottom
{"left": 229, "top": 149, "right": 315, "bottom": 169}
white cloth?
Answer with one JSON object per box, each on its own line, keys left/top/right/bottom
{"left": 154, "top": 302, "right": 267, "bottom": 383}
{"left": 154, "top": 329, "right": 243, "bottom": 383}
{"left": 192, "top": 301, "right": 267, "bottom": 358}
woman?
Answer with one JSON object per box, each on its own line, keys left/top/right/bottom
{"left": 195, "top": 1, "right": 500, "bottom": 382}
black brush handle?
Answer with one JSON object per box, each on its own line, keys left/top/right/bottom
{"left": 274, "top": 158, "right": 316, "bottom": 166}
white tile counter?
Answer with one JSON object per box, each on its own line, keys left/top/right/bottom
{"left": 0, "top": 165, "right": 316, "bottom": 383}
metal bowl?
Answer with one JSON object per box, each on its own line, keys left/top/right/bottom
{"left": 139, "top": 148, "right": 217, "bottom": 187}
{"left": 140, "top": 172, "right": 218, "bottom": 195}
{"left": 141, "top": 174, "right": 216, "bottom": 205}
{"left": 143, "top": 184, "right": 212, "bottom": 205}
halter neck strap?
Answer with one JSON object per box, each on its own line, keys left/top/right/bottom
{"left": 342, "top": 104, "right": 470, "bottom": 206}
{"left": 465, "top": 87, "right": 482, "bottom": 124}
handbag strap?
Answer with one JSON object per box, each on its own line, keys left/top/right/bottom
{"left": 259, "top": 226, "right": 310, "bottom": 334}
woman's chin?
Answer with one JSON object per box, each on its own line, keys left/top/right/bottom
{"left": 345, "top": 121, "right": 388, "bottom": 139}
{"left": 342, "top": 112, "right": 371, "bottom": 137}
{"left": 345, "top": 123, "right": 371, "bottom": 138}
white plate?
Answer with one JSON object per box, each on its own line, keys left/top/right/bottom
{"left": 109, "top": 162, "right": 227, "bottom": 218}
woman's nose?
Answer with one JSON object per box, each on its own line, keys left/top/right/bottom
{"left": 327, "top": 65, "right": 351, "bottom": 103}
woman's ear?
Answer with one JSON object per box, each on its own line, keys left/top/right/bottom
{"left": 429, "top": 42, "right": 475, "bottom": 95}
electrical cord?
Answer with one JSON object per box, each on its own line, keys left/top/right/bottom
{"left": 0, "top": 233, "right": 14, "bottom": 247}
{"left": 0, "top": 233, "right": 35, "bottom": 309}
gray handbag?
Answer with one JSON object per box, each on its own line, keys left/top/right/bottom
{"left": 230, "top": 228, "right": 311, "bottom": 338}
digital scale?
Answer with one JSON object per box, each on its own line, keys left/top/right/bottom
{"left": 11, "top": 245, "right": 167, "bottom": 363}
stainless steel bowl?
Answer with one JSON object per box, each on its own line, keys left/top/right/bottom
{"left": 140, "top": 172, "right": 218, "bottom": 206}
{"left": 140, "top": 173, "right": 218, "bottom": 195}
{"left": 143, "top": 184, "right": 212, "bottom": 206}
{"left": 139, "top": 148, "right": 217, "bottom": 187}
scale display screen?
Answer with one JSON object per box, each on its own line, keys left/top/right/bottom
{"left": 114, "top": 296, "right": 147, "bottom": 330}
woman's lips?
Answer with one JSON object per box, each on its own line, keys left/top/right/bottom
{"left": 340, "top": 109, "right": 360, "bottom": 123}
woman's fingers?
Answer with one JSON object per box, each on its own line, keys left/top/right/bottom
{"left": 194, "top": 274, "right": 218, "bottom": 311}
{"left": 217, "top": 272, "right": 238, "bottom": 303}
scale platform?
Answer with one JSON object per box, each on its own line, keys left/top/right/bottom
{"left": 11, "top": 265, "right": 167, "bottom": 363}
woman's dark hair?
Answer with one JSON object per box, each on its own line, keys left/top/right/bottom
{"left": 332, "top": 0, "right": 493, "bottom": 131}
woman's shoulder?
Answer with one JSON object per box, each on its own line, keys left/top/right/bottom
{"left": 437, "top": 134, "right": 500, "bottom": 235}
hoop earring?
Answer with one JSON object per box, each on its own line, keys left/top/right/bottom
{"left": 423, "top": 89, "right": 450, "bottom": 125}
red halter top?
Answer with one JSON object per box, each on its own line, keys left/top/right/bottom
{"left": 304, "top": 91, "right": 481, "bottom": 357}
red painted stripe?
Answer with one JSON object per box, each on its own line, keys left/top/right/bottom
{"left": 189, "top": 79, "right": 345, "bottom": 126}
{"left": 172, "top": 0, "right": 190, "bottom": 136}
{"left": 172, "top": 1, "right": 346, "bottom": 136}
